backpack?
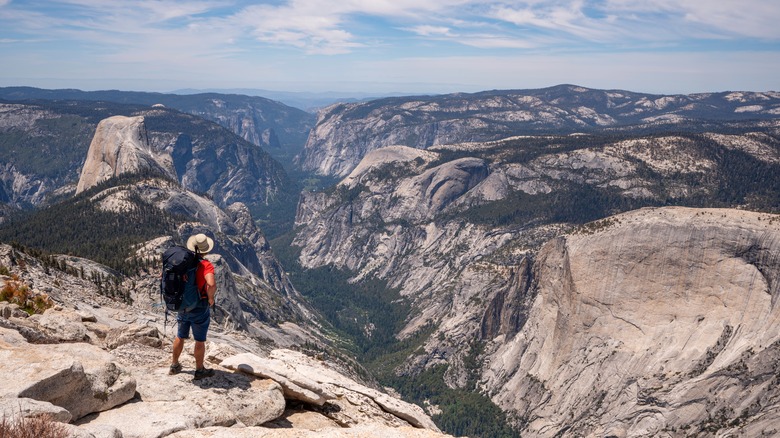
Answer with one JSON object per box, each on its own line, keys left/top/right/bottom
{"left": 160, "top": 245, "right": 203, "bottom": 313}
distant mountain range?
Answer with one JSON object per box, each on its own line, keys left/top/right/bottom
{"left": 288, "top": 84, "right": 780, "bottom": 436}
{"left": 0, "top": 86, "right": 315, "bottom": 171}
{"left": 0, "top": 98, "right": 299, "bottom": 235}
{"left": 301, "top": 84, "right": 780, "bottom": 177}
{"left": 171, "top": 88, "right": 415, "bottom": 112}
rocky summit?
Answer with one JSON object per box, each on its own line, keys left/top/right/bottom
{"left": 0, "top": 243, "right": 449, "bottom": 438}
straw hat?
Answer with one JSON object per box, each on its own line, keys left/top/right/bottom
{"left": 187, "top": 233, "right": 214, "bottom": 254}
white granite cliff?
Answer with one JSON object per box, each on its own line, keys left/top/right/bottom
{"left": 76, "top": 115, "right": 174, "bottom": 194}
{"left": 481, "top": 207, "right": 780, "bottom": 435}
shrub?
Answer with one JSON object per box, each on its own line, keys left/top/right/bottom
{"left": 0, "top": 414, "right": 69, "bottom": 438}
{"left": 0, "top": 280, "right": 53, "bottom": 314}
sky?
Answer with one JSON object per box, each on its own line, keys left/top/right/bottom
{"left": 0, "top": 0, "right": 779, "bottom": 96}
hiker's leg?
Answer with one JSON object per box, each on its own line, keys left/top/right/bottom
{"left": 172, "top": 336, "right": 185, "bottom": 365}
{"left": 194, "top": 340, "right": 206, "bottom": 369}
{"left": 173, "top": 317, "right": 191, "bottom": 366}
{"left": 190, "top": 308, "right": 211, "bottom": 370}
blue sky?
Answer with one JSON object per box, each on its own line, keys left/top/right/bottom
{"left": 1, "top": 0, "right": 779, "bottom": 95}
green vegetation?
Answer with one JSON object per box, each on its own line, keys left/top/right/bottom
{"left": 385, "top": 365, "right": 520, "bottom": 438}
{"left": 0, "top": 173, "right": 185, "bottom": 275}
{"left": 0, "top": 117, "right": 93, "bottom": 179}
{"left": 456, "top": 182, "right": 657, "bottom": 227}
{"left": 271, "top": 232, "right": 409, "bottom": 357}
{"left": 272, "top": 232, "right": 521, "bottom": 437}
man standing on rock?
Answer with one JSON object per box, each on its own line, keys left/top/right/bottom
{"left": 170, "top": 233, "right": 217, "bottom": 380}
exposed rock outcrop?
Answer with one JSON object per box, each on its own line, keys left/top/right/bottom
{"left": 482, "top": 207, "right": 780, "bottom": 436}
{"left": 221, "top": 350, "right": 440, "bottom": 431}
{"left": 294, "top": 122, "right": 780, "bottom": 384}
{"left": 76, "top": 115, "right": 174, "bottom": 193}
{"left": 294, "top": 138, "right": 780, "bottom": 435}
{"left": 0, "top": 332, "right": 137, "bottom": 421}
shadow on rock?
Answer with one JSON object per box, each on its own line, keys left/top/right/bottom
{"left": 190, "top": 368, "right": 251, "bottom": 390}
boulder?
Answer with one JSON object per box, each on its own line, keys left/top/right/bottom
{"left": 0, "top": 325, "right": 29, "bottom": 347}
{"left": 221, "top": 352, "right": 336, "bottom": 405}
{"left": 105, "top": 323, "right": 162, "bottom": 350}
{"left": 0, "top": 302, "right": 28, "bottom": 319}
{"left": 37, "top": 308, "right": 90, "bottom": 342}
{"left": 222, "top": 350, "right": 440, "bottom": 431}
{"left": 0, "top": 317, "right": 57, "bottom": 344}
{"left": 60, "top": 423, "right": 124, "bottom": 438}
{"left": 0, "top": 397, "right": 72, "bottom": 423}
{"left": 0, "top": 341, "right": 136, "bottom": 421}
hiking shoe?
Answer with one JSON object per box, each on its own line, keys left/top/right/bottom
{"left": 193, "top": 367, "right": 215, "bottom": 380}
{"left": 169, "top": 363, "right": 182, "bottom": 375}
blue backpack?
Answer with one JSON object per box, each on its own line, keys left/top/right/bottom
{"left": 160, "top": 246, "right": 203, "bottom": 313}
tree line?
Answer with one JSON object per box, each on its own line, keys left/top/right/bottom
{"left": 0, "top": 174, "right": 184, "bottom": 276}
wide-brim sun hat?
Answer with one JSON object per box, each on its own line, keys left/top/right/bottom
{"left": 187, "top": 233, "right": 214, "bottom": 254}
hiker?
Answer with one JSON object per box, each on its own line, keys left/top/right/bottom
{"left": 169, "top": 233, "right": 217, "bottom": 380}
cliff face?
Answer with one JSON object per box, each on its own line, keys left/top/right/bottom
{"left": 76, "top": 115, "right": 174, "bottom": 193}
{"left": 293, "top": 145, "right": 561, "bottom": 368}
{"left": 482, "top": 208, "right": 780, "bottom": 436}
{"left": 293, "top": 123, "right": 780, "bottom": 348}
{"left": 66, "top": 112, "right": 311, "bottom": 343}
{"left": 0, "top": 102, "right": 293, "bottom": 218}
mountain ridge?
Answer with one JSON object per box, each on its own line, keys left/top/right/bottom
{"left": 290, "top": 113, "right": 780, "bottom": 435}
{"left": 0, "top": 86, "right": 315, "bottom": 170}
{"left": 0, "top": 100, "right": 298, "bottom": 234}
{"left": 301, "top": 84, "right": 780, "bottom": 177}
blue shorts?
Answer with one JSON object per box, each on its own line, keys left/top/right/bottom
{"left": 176, "top": 307, "right": 210, "bottom": 342}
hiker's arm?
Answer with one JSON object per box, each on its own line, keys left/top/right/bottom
{"left": 205, "top": 272, "right": 216, "bottom": 306}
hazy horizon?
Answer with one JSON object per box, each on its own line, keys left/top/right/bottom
{"left": 1, "top": 1, "right": 779, "bottom": 96}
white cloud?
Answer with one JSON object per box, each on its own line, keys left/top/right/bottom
{"left": 406, "top": 25, "right": 454, "bottom": 37}
{"left": 604, "top": 0, "right": 780, "bottom": 39}
{"left": 3, "top": 0, "right": 779, "bottom": 60}
{"left": 488, "top": 3, "right": 614, "bottom": 40}
{"left": 459, "top": 35, "right": 536, "bottom": 49}
{"left": 235, "top": 3, "right": 363, "bottom": 55}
